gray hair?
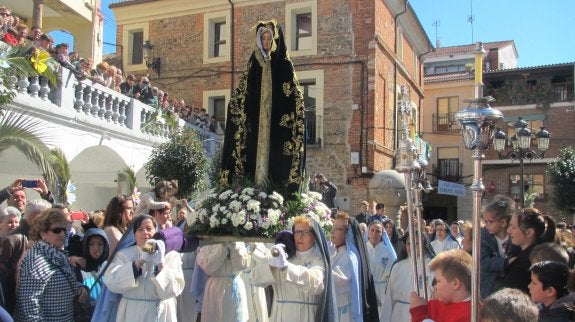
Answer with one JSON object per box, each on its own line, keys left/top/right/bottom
{"left": 23, "top": 199, "right": 52, "bottom": 220}
{"left": 0, "top": 206, "right": 21, "bottom": 222}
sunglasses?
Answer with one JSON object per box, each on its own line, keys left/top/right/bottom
{"left": 49, "top": 227, "right": 67, "bottom": 234}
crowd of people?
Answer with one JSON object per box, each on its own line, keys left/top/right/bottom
{"left": 0, "top": 176, "right": 574, "bottom": 322}
{"left": 0, "top": 5, "right": 221, "bottom": 135}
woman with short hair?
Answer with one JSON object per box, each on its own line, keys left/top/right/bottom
{"left": 15, "top": 208, "right": 88, "bottom": 321}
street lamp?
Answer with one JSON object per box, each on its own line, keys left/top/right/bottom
{"left": 493, "top": 117, "right": 550, "bottom": 207}
{"left": 456, "top": 96, "right": 503, "bottom": 322}
{"left": 142, "top": 40, "right": 161, "bottom": 78}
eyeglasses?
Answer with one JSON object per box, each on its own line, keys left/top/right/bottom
{"left": 294, "top": 230, "right": 313, "bottom": 236}
{"left": 48, "top": 227, "right": 67, "bottom": 234}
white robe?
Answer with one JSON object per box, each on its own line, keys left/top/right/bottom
{"left": 177, "top": 252, "right": 198, "bottom": 322}
{"left": 250, "top": 245, "right": 325, "bottom": 322}
{"left": 380, "top": 257, "right": 433, "bottom": 322}
{"left": 431, "top": 238, "right": 460, "bottom": 254}
{"left": 242, "top": 242, "right": 271, "bottom": 322}
{"left": 197, "top": 242, "right": 251, "bottom": 322}
{"left": 366, "top": 241, "right": 395, "bottom": 321}
{"left": 104, "top": 246, "right": 185, "bottom": 322}
{"left": 331, "top": 245, "right": 354, "bottom": 322}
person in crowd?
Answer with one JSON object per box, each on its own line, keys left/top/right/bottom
{"left": 102, "top": 195, "right": 134, "bottom": 258}
{"left": 365, "top": 220, "right": 397, "bottom": 320}
{"left": 409, "top": 249, "right": 472, "bottom": 322}
{"left": 555, "top": 227, "right": 575, "bottom": 267}
{"left": 358, "top": 222, "right": 368, "bottom": 242}
{"left": 195, "top": 108, "right": 209, "bottom": 129}
{"left": 369, "top": 203, "right": 388, "bottom": 223}
{"left": 28, "top": 25, "right": 41, "bottom": 43}
{"left": 502, "top": 208, "right": 556, "bottom": 294}
{"left": 149, "top": 204, "right": 172, "bottom": 230}
{"left": 74, "top": 57, "right": 92, "bottom": 80}
{"left": 68, "top": 51, "right": 79, "bottom": 64}
{"left": 11, "top": 199, "right": 52, "bottom": 239}
{"left": 430, "top": 219, "right": 460, "bottom": 254}
{"left": 381, "top": 231, "right": 434, "bottom": 322}
{"left": 68, "top": 227, "right": 110, "bottom": 320}
{"left": 0, "top": 178, "right": 54, "bottom": 214}
{"left": 312, "top": 173, "right": 338, "bottom": 210}
{"left": 530, "top": 242, "right": 570, "bottom": 265}
{"left": 119, "top": 74, "right": 137, "bottom": 97}
{"left": 15, "top": 208, "right": 89, "bottom": 321}
{"left": 196, "top": 241, "right": 251, "bottom": 322}
{"left": 104, "top": 215, "right": 184, "bottom": 322}
{"left": 450, "top": 221, "right": 464, "bottom": 246}
{"left": 0, "top": 206, "right": 20, "bottom": 234}
{"left": 0, "top": 234, "right": 28, "bottom": 315}
{"left": 480, "top": 195, "right": 518, "bottom": 299}
{"left": 355, "top": 200, "right": 371, "bottom": 224}
{"left": 135, "top": 179, "right": 178, "bottom": 216}
{"left": 15, "top": 24, "right": 28, "bottom": 44}
{"left": 0, "top": 7, "right": 18, "bottom": 46}
{"left": 208, "top": 115, "right": 218, "bottom": 133}
{"left": 479, "top": 287, "right": 539, "bottom": 322}
{"left": 383, "top": 218, "right": 403, "bottom": 255}
{"left": 113, "top": 73, "right": 123, "bottom": 93}
{"left": 330, "top": 212, "right": 361, "bottom": 322}
{"left": 103, "top": 65, "right": 117, "bottom": 89}
{"left": 528, "top": 261, "right": 575, "bottom": 322}
{"left": 135, "top": 76, "right": 154, "bottom": 104}
{"left": 55, "top": 43, "right": 76, "bottom": 70}
{"left": 250, "top": 215, "right": 337, "bottom": 322}
{"left": 173, "top": 202, "right": 191, "bottom": 231}
{"left": 37, "top": 33, "right": 54, "bottom": 51}
{"left": 461, "top": 220, "right": 473, "bottom": 254}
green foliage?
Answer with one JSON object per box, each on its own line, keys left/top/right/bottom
{"left": 122, "top": 167, "right": 137, "bottom": 192}
{"left": 145, "top": 128, "right": 209, "bottom": 198}
{"left": 0, "top": 109, "right": 56, "bottom": 183}
{"left": 48, "top": 148, "right": 71, "bottom": 203}
{"left": 547, "top": 147, "right": 575, "bottom": 215}
{"left": 208, "top": 143, "right": 223, "bottom": 187}
{"left": 523, "top": 187, "right": 539, "bottom": 209}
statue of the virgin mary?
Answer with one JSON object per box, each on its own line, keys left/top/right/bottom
{"left": 220, "top": 20, "right": 305, "bottom": 196}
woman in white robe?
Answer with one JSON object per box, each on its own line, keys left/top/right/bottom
{"left": 380, "top": 232, "right": 433, "bottom": 322}
{"left": 177, "top": 251, "right": 198, "bottom": 322}
{"left": 250, "top": 215, "right": 335, "bottom": 322}
{"left": 104, "top": 215, "right": 185, "bottom": 322}
{"left": 365, "top": 221, "right": 397, "bottom": 321}
{"left": 196, "top": 241, "right": 251, "bottom": 322}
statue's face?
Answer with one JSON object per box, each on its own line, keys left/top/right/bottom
{"left": 261, "top": 31, "right": 273, "bottom": 52}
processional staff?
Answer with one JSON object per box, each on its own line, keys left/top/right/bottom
{"left": 395, "top": 85, "right": 430, "bottom": 299}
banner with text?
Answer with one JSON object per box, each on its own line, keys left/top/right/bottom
{"left": 437, "top": 180, "right": 466, "bottom": 197}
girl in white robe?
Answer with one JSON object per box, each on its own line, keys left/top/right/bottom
{"left": 365, "top": 221, "right": 397, "bottom": 321}
{"left": 104, "top": 215, "right": 185, "bottom": 322}
{"left": 196, "top": 242, "right": 251, "bottom": 322}
{"left": 380, "top": 232, "right": 433, "bottom": 322}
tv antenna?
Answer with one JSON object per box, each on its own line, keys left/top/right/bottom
{"left": 467, "top": 0, "right": 475, "bottom": 43}
{"left": 432, "top": 19, "right": 440, "bottom": 47}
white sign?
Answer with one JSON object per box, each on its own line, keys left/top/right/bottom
{"left": 437, "top": 180, "right": 466, "bottom": 197}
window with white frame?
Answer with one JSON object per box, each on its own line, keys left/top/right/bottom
{"left": 203, "top": 89, "right": 230, "bottom": 133}
{"left": 509, "top": 173, "right": 545, "bottom": 201}
{"left": 285, "top": 1, "right": 317, "bottom": 57}
{"left": 203, "top": 11, "right": 230, "bottom": 64}
{"left": 298, "top": 70, "right": 324, "bottom": 147}
{"left": 122, "top": 22, "right": 149, "bottom": 72}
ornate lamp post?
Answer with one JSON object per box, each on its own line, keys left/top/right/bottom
{"left": 493, "top": 117, "right": 550, "bottom": 207}
{"left": 455, "top": 96, "right": 503, "bottom": 322}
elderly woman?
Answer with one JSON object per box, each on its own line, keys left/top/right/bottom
{"left": 0, "top": 234, "right": 28, "bottom": 315}
{"left": 0, "top": 206, "right": 20, "bottom": 234}
{"left": 15, "top": 208, "right": 88, "bottom": 321}
{"left": 104, "top": 215, "right": 184, "bottom": 322}
{"left": 250, "top": 215, "right": 336, "bottom": 322}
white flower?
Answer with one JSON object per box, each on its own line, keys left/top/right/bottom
{"left": 269, "top": 192, "right": 284, "bottom": 204}
{"left": 246, "top": 200, "right": 261, "bottom": 213}
{"left": 198, "top": 208, "right": 208, "bottom": 222}
{"left": 267, "top": 208, "right": 282, "bottom": 225}
{"left": 258, "top": 191, "right": 268, "bottom": 199}
{"left": 219, "top": 190, "right": 233, "bottom": 200}
{"left": 231, "top": 210, "right": 246, "bottom": 227}
{"left": 186, "top": 209, "right": 198, "bottom": 224}
{"left": 221, "top": 217, "right": 229, "bottom": 225}
{"left": 209, "top": 215, "right": 220, "bottom": 228}
{"left": 241, "top": 187, "right": 255, "bottom": 195}
{"left": 244, "top": 221, "right": 253, "bottom": 230}
{"left": 229, "top": 200, "right": 243, "bottom": 212}
{"left": 231, "top": 193, "right": 239, "bottom": 199}
{"left": 239, "top": 194, "right": 252, "bottom": 201}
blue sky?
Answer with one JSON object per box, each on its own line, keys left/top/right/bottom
{"left": 410, "top": 0, "right": 575, "bottom": 67}
{"left": 56, "top": 0, "right": 574, "bottom": 68}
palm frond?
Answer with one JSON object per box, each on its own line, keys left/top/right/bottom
{"left": 0, "top": 109, "right": 56, "bottom": 183}
{"left": 122, "top": 166, "right": 137, "bottom": 192}
{"left": 48, "top": 148, "right": 71, "bottom": 201}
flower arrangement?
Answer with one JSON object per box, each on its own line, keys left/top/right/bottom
{"left": 188, "top": 185, "right": 333, "bottom": 238}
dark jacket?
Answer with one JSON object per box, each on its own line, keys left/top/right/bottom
{"left": 539, "top": 293, "right": 575, "bottom": 322}
{"left": 355, "top": 212, "right": 371, "bottom": 224}
{"left": 500, "top": 243, "right": 535, "bottom": 294}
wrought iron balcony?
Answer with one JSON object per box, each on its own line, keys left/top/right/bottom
{"left": 432, "top": 112, "right": 460, "bottom": 133}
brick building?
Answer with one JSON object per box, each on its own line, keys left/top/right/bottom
{"left": 110, "top": 0, "right": 432, "bottom": 213}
